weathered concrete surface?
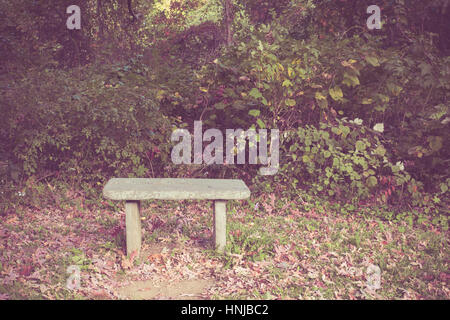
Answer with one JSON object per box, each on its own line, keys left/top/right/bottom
{"left": 103, "top": 178, "right": 250, "bottom": 200}
{"left": 213, "top": 200, "right": 227, "bottom": 252}
{"left": 125, "top": 201, "right": 141, "bottom": 256}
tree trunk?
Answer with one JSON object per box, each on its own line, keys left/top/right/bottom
{"left": 224, "top": 0, "right": 234, "bottom": 46}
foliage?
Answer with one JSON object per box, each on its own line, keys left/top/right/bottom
{"left": 1, "top": 0, "right": 450, "bottom": 301}
{"left": 273, "top": 119, "right": 413, "bottom": 203}
{"left": 0, "top": 61, "right": 173, "bottom": 183}
{"left": 172, "top": 1, "right": 449, "bottom": 206}
{"left": 0, "top": 0, "right": 448, "bottom": 217}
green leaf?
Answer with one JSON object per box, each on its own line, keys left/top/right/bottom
{"left": 341, "top": 126, "right": 350, "bottom": 136}
{"left": 329, "top": 86, "right": 343, "bottom": 101}
{"left": 257, "top": 118, "right": 266, "bottom": 129}
{"left": 355, "top": 140, "right": 366, "bottom": 151}
{"left": 258, "top": 40, "right": 264, "bottom": 51}
{"left": 315, "top": 91, "right": 326, "bottom": 100}
{"left": 342, "top": 73, "right": 360, "bottom": 87}
{"left": 386, "top": 83, "right": 402, "bottom": 96}
{"left": 288, "top": 67, "right": 295, "bottom": 79}
{"left": 365, "top": 56, "right": 380, "bottom": 67}
{"left": 282, "top": 79, "right": 293, "bottom": 87}
{"left": 373, "top": 123, "right": 384, "bottom": 133}
{"left": 248, "top": 109, "right": 260, "bottom": 117}
{"left": 317, "top": 99, "right": 328, "bottom": 109}
{"left": 374, "top": 145, "right": 386, "bottom": 157}
{"left": 232, "top": 100, "right": 245, "bottom": 110}
{"left": 352, "top": 118, "right": 363, "bottom": 125}
{"left": 249, "top": 88, "right": 262, "bottom": 99}
{"left": 367, "top": 176, "right": 378, "bottom": 187}
{"left": 428, "top": 136, "right": 443, "bottom": 152}
{"left": 214, "top": 102, "right": 226, "bottom": 110}
{"left": 285, "top": 98, "right": 296, "bottom": 106}
{"left": 315, "top": 92, "right": 328, "bottom": 109}
{"left": 419, "top": 62, "right": 432, "bottom": 76}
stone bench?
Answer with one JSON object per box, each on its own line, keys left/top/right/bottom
{"left": 103, "top": 178, "right": 250, "bottom": 256}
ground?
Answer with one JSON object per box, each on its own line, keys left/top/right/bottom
{"left": 0, "top": 188, "right": 448, "bottom": 300}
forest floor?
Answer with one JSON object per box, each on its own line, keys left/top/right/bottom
{"left": 0, "top": 186, "right": 449, "bottom": 300}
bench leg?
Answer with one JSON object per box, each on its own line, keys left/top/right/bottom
{"left": 213, "top": 200, "right": 227, "bottom": 252}
{"left": 125, "top": 200, "right": 142, "bottom": 257}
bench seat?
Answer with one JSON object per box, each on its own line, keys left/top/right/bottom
{"left": 103, "top": 178, "right": 250, "bottom": 256}
{"left": 103, "top": 178, "right": 250, "bottom": 200}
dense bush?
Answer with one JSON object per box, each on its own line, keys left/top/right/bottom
{"left": 168, "top": 5, "right": 449, "bottom": 201}
{"left": 275, "top": 119, "right": 413, "bottom": 202}
{"left": 0, "top": 0, "right": 448, "bottom": 219}
{"left": 0, "top": 62, "right": 173, "bottom": 183}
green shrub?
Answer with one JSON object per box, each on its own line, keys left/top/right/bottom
{"left": 265, "top": 119, "right": 414, "bottom": 203}
{"left": 0, "top": 62, "right": 174, "bottom": 183}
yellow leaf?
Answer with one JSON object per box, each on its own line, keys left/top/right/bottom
{"left": 288, "top": 67, "right": 295, "bottom": 79}
{"left": 315, "top": 91, "right": 326, "bottom": 100}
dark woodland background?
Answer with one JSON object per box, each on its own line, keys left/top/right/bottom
{"left": 0, "top": 0, "right": 449, "bottom": 228}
